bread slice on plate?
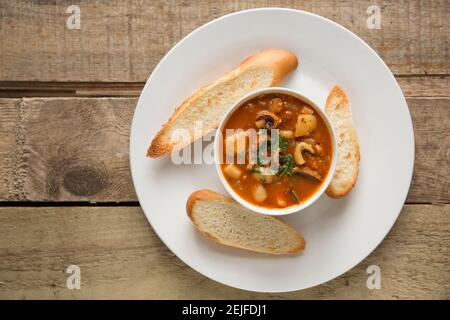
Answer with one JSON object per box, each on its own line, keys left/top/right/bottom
{"left": 186, "top": 189, "right": 306, "bottom": 255}
{"left": 325, "top": 85, "right": 360, "bottom": 198}
{"left": 147, "top": 49, "right": 298, "bottom": 158}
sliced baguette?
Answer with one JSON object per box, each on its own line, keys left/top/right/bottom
{"left": 147, "top": 49, "right": 298, "bottom": 158}
{"left": 325, "top": 86, "right": 360, "bottom": 198}
{"left": 186, "top": 189, "right": 306, "bottom": 255}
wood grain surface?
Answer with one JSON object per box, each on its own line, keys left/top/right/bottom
{"left": 0, "top": 94, "right": 448, "bottom": 203}
{"left": 0, "top": 76, "right": 449, "bottom": 98}
{"left": 0, "top": 0, "right": 448, "bottom": 300}
{"left": 0, "top": 0, "right": 448, "bottom": 82}
{"left": 0, "top": 204, "right": 448, "bottom": 299}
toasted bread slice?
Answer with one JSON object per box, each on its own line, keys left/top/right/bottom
{"left": 147, "top": 49, "right": 298, "bottom": 157}
{"left": 325, "top": 86, "right": 360, "bottom": 198}
{"left": 186, "top": 189, "right": 306, "bottom": 255}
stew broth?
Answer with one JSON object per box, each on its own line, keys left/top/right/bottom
{"left": 220, "top": 93, "right": 333, "bottom": 209}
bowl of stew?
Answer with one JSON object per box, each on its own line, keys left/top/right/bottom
{"left": 214, "top": 87, "right": 337, "bottom": 215}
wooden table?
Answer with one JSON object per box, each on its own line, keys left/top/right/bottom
{"left": 0, "top": 0, "right": 448, "bottom": 299}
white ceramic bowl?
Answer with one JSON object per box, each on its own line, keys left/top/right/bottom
{"left": 214, "top": 87, "right": 337, "bottom": 216}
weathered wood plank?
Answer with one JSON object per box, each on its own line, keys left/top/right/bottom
{"left": 0, "top": 204, "right": 447, "bottom": 299}
{"left": 0, "top": 97, "right": 134, "bottom": 202}
{"left": 0, "top": 0, "right": 448, "bottom": 82}
{"left": 409, "top": 97, "right": 450, "bottom": 203}
{"left": 0, "top": 97, "right": 448, "bottom": 203}
{"left": 0, "top": 99, "right": 22, "bottom": 201}
{"left": 0, "top": 82, "right": 145, "bottom": 98}
{"left": 0, "top": 76, "right": 448, "bottom": 98}
{"left": 397, "top": 76, "right": 450, "bottom": 98}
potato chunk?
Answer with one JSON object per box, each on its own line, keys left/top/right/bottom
{"left": 223, "top": 164, "right": 242, "bottom": 179}
{"left": 277, "top": 195, "right": 287, "bottom": 207}
{"left": 253, "top": 184, "right": 268, "bottom": 202}
{"left": 295, "top": 114, "right": 317, "bottom": 137}
{"left": 251, "top": 172, "right": 274, "bottom": 184}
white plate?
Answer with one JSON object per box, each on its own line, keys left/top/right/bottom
{"left": 130, "top": 8, "right": 414, "bottom": 293}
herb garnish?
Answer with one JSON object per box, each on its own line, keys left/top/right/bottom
{"left": 277, "top": 153, "right": 295, "bottom": 176}
{"left": 289, "top": 189, "right": 300, "bottom": 203}
{"left": 278, "top": 136, "right": 289, "bottom": 151}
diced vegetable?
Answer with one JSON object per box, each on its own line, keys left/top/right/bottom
{"left": 300, "top": 106, "right": 314, "bottom": 114}
{"left": 253, "top": 184, "right": 268, "bottom": 202}
{"left": 295, "top": 114, "right": 317, "bottom": 137}
{"left": 255, "top": 119, "right": 266, "bottom": 128}
{"left": 279, "top": 130, "right": 294, "bottom": 140}
{"left": 251, "top": 172, "right": 274, "bottom": 183}
{"left": 302, "top": 137, "right": 317, "bottom": 145}
{"left": 223, "top": 164, "right": 242, "bottom": 179}
{"left": 269, "top": 98, "right": 284, "bottom": 113}
{"left": 315, "top": 144, "right": 324, "bottom": 156}
{"left": 277, "top": 196, "right": 287, "bottom": 207}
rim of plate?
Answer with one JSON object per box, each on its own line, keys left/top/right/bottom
{"left": 130, "top": 7, "right": 415, "bottom": 292}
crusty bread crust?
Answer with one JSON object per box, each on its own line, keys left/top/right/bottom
{"left": 186, "top": 189, "right": 306, "bottom": 255}
{"left": 325, "top": 86, "right": 360, "bottom": 198}
{"left": 147, "top": 49, "right": 298, "bottom": 158}
{"left": 238, "top": 49, "right": 299, "bottom": 85}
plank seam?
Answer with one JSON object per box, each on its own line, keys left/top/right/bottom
{"left": 0, "top": 201, "right": 141, "bottom": 207}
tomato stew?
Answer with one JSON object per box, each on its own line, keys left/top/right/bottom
{"left": 220, "top": 93, "right": 333, "bottom": 209}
